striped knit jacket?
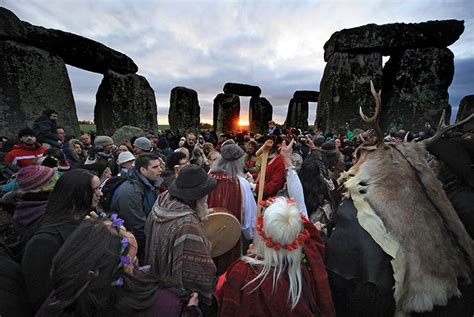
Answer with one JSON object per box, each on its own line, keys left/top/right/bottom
{"left": 144, "top": 191, "right": 216, "bottom": 306}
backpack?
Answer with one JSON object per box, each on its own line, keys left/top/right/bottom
{"left": 98, "top": 176, "right": 128, "bottom": 213}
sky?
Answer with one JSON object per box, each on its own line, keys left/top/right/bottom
{"left": 3, "top": 0, "right": 474, "bottom": 125}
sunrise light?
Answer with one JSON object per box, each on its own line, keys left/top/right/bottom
{"left": 238, "top": 120, "right": 249, "bottom": 126}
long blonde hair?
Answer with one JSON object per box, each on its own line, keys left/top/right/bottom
{"left": 242, "top": 197, "right": 304, "bottom": 309}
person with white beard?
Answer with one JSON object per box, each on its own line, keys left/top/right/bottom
{"left": 144, "top": 164, "right": 218, "bottom": 313}
{"left": 207, "top": 140, "right": 257, "bottom": 275}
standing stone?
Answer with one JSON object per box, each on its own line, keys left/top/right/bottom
{"left": 0, "top": 7, "right": 27, "bottom": 40}
{"left": 223, "top": 83, "right": 261, "bottom": 97}
{"left": 249, "top": 97, "right": 273, "bottom": 134}
{"left": 324, "top": 20, "right": 464, "bottom": 61}
{"left": 111, "top": 126, "right": 145, "bottom": 146}
{"left": 456, "top": 95, "right": 474, "bottom": 122}
{"left": 169, "top": 87, "right": 200, "bottom": 135}
{"left": 381, "top": 48, "right": 454, "bottom": 132}
{"left": 95, "top": 70, "right": 158, "bottom": 136}
{"left": 0, "top": 40, "right": 79, "bottom": 139}
{"left": 316, "top": 52, "right": 383, "bottom": 132}
{"left": 293, "top": 91, "right": 319, "bottom": 102}
{"left": 285, "top": 99, "right": 309, "bottom": 131}
{"left": 0, "top": 8, "right": 138, "bottom": 75}
{"left": 213, "top": 94, "right": 240, "bottom": 134}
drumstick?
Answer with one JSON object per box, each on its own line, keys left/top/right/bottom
{"left": 256, "top": 139, "right": 274, "bottom": 216}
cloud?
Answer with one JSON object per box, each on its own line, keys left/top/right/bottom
{"left": 3, "top": 0, "right": 474, "bottom": 126}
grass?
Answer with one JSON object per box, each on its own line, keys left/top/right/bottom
{"left": 79, "top": 123, "right": 96, "bottom": 133}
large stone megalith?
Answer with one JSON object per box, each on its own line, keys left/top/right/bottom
{"left": 249, "top": 97, "right": 272, "bottom": 134}
{"left": 169, "top": 87, "right": 200, "bottom": 135}
{"left": 213, "top": 93, "right": 240, "bottom": 134}
{"left": 223, "top": 83, "right": 261, "bottom": 97}
{"left": 316, "top": 52, "right": 383, "bottom": 132}
{"left": 457, "top": 95, "right": 474, "bottom": 122}
{"left": 95, "top": 70, "right": 158, "bottom": 135}
{"left": 0, "top": 40, "right": 80, "bottom": 138}
{"left": 285, "top": 99, "right": 309, "bottom": 130}
{"left": 318, "top": 20, "right": 464, "bottom": 133}
{"left": 382, "top": 48, "right": 454, "bottom": 132}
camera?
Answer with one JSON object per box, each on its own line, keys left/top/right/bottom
{"left": 299, "top": 137, "right": 307, "bottom": 144}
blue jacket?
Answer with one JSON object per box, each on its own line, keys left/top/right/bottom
{"left": 111, "top": 168, "right": 162, "bottom": 261}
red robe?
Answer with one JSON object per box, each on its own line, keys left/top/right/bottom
{"left": 207, "top": 171, "right": 243, "bottom": 275}
{"left": 256, "top": 155, "right": 286, "bottom": 199}
{"left": 218, "top": 221, "right": 335, "bottom": 317}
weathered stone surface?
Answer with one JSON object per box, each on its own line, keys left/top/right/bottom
{"left": 293, "top": 90, "right": 319, "bottom": 102}
{"left": 249, "top": 97, "right": 272, "bottom": 134}
{"left": 456, "top": 95, "right": 474, "bottom": 122}
{"left": 111, "top": 126, "right": 145, "bottom": 145}
{"left": 95, "top": 70, "right": 158, "bottom": 136}
{"left": 381, "top": 48, "right": 454, "bottom": 132}
{"left": 169, "top": 87, "right": 200, "bottom": 135}
{"left": 0, "top": 40, "right": 79, "bottom": 139}
{"left": 316, "top": 52, "right": 383, "bottom": 132}
{"left": 285, "top": 99, "right": 309, "bottom": 130}
{"left": 0, "top": 7, "right": 26, "bottom": 40}
{"left": 213, "top": 93, "right": 240, "bottom": 134}
{"left": 223, "top": 83, "right": 261, "bottom": 97}
{"left": 324, "top": 20, "right": 464, "bottom": 61}
{"left": 18, "top": 22, "right": 138, "bottom": 75}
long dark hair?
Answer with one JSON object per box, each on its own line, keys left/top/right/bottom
{"left": 37, "top": 219, "right": 173, "bottom": 316}
{"left": 298, "top": 152, "right": 333, "bottom": 213}
{"left": 42, "top": 169, "right": 96, "bottom": 225}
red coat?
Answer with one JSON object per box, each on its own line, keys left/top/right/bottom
{"left": 256, "top": 155, "right": 286, "bottom": 199}
{"left": 218, "top": 221, "right": 335, "bottom": 317}
{"left": 4, "top": 143, "right": 47, "bottom": 167}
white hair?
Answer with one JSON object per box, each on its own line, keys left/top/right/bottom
{"left": 210, "top": 155, "right": 245, "bottom": 179}
{"left": 195, "top": 195, "right": 210, "bottom": 220}
{"left": 242, "top": 197, "right": 304, "bottom": 309}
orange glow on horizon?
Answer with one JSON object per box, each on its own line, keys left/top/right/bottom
{"left": 238, "top": 120, "right": 249, "bottom": 126}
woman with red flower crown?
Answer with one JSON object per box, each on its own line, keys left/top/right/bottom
{"left": 217, "top": 196, "right": 335, "bottom": 316}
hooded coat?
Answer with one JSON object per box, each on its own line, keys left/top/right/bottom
{"left": 144, "top": 191, "right": 216, "bottom": 306}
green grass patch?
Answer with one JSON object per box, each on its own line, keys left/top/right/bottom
{"left": 80, "top": 124, "right": 96, "bottom": 133}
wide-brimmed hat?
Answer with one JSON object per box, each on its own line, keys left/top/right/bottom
{"left": 168, "top": 164, "right": 217, "bottom": 201}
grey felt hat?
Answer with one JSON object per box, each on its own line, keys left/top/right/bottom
{"left": 220, "top": 143, "right": 244, "bottom": 161}
{"left": 94, "top": 136, "right": 114, "bottom": 148}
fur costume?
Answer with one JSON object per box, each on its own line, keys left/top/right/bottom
{"left": 340, "top": 142, "right": 474, "bottom": 316}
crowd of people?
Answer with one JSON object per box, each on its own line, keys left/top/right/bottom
{"left": 0, "top": 108, "right": 472, "bottom": 316}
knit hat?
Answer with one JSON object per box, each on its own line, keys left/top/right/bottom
{"left": 133, "top": 137, "right": 151, "bottom": 151}
{"left": 94, "top": 136, "right": 114, "bottom": 148}
{"left": 220, "top": 143, "right": 244, "bottom": 161}
{"left": 117, "top": 151, "right": 136, "bottom": 165}
{"left": 17, "top": 165, "right": 56, "bottom": 191}
{"left": 18, "top": 127, "right": 36, "bottom": 138}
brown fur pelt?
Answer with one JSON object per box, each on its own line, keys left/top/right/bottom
{"left": 340, "top": 142, "right": 474, "bottom": 316}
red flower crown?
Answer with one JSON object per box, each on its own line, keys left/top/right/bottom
{"left": 256, "top": 198, "right": 311, "bottom": 251}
